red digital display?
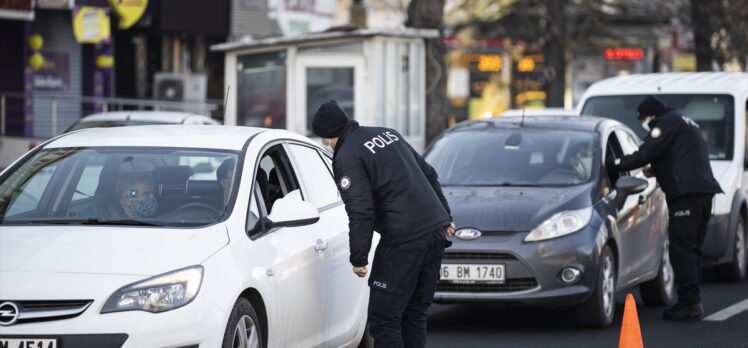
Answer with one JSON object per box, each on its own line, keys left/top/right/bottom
{"left": 604, "top": 48, "right": 644, "bottom": 61}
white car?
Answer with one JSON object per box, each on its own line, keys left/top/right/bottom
{"left": 0, "top": 126, "right": 372, "bottom": 348}
{"left": 64, "top": 111, "right": 220, "bottom": 133}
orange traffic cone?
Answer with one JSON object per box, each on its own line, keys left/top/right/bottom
{"left": 618, "top": 293, "right": 644, "bottom": 348}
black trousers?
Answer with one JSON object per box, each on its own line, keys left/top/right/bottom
{"left": 667, "top": 194, "right": 713, "bottom": 305}
{"left": 367, "top": 228, "right": 448, "bottom": 348}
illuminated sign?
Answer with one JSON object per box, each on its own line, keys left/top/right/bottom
{"left": 517, "top": 56, "right": 536, "bottom": 72}
{"left": 604, "top": 48, "right": 644, "bottom": 61}
{"left": 462, "top": 54, "right": 503, "bottom": 72}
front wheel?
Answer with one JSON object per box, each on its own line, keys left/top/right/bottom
{"left": 640, "top": 239, "right": 676, "bottom": 306}
{"left": 718, "top": 217, "right": 746, "bottom": 281}
{"left": 222, "top": 298, "right": 264, "bottom": 348}
{"left": 577, "top": 245, "right": 616, "bottom": 328}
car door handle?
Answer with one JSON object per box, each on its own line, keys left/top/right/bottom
{"left": 314, "top": 239, "right": 328, "bottom": 253}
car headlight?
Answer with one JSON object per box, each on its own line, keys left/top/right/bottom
{"left": 101, "top": 266, "right": 203, "bottom": 314}
{"left": 524, "top": 207, "right": 593, "bottom": 242}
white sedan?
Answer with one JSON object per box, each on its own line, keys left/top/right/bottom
{"left": 0, "top": 126, "right": 372, "bottom": 348}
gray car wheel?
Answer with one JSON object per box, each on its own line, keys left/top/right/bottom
{"left": 640, "top": 239, "right": 676, "bottom": 306}
{"left": 223, "top": 298, "right": 264, "bottom": 348}
{"left": 719, "top": 217, "right": 747, "bottom": 281}
{"left": 577, "top": 245, "right": 616, "bottom": 328}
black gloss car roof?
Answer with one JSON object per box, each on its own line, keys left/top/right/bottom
{"left": 450, "top": 116, "right": 610, "bottom": 133}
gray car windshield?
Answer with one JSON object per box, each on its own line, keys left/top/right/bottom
{"left": 0, "top": 147, "right": 239, "bottom": 227}
{"left": 426, "top": 129, "right": 597, "bottom": 186}
{"left": 581, "top": 94, "right": 734, "bottom": 160}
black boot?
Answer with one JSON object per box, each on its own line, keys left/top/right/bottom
{"left": 663, "top": 302, "right": 704, "bottom": 321}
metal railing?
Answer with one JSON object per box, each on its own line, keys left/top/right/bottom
{"left": 0, "top": 92, "right": 223, "bottom": 138}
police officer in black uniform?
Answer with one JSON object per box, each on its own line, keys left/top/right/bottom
{"left": 312, "top": 100, "right": 454, "bottom": 347}
{"left": 608, "top": 95, "right": 722, "bottom": 320}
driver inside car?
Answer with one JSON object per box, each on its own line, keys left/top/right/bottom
{"left": 115, "top": 174, "right": 159, "bottom": 218}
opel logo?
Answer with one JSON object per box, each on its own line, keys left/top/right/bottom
{"left": 0, "top": 301, "right": 20, "bottom": 326}
{"left": 455, "top": 228, "right": 482, "bottom": 240}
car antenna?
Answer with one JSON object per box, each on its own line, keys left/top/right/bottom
{"left": 221, "top": 85, "right": 230, "bottom": 122}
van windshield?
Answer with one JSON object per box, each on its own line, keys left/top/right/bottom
{"left": 581, "top": 94, "right": 734, "bottom": 160}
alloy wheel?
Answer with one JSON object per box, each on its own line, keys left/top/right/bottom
{"left": 601, "top": 255, "right": 615, "bottom": 318}
{"left": 233, "top": 315, "right": 260, "bottom": 348}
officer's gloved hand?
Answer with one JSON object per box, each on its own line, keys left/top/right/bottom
{"left": 643, "top": 166, "right": 654, "bottom": 178}
{"left": 353, "top": 266, "right": 368, "bottom": 278}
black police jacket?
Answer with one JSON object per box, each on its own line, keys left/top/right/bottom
{"left": 616, "top": 109, "right": 722, "bottom": 200}
{"left": 332, "top": 121, "right": 452, "bottom": 267}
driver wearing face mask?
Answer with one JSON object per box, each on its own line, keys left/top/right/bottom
{"left": 115, "top": 174, "right": 159, "bottom": 218}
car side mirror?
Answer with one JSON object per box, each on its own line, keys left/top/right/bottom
{"left": 265, "top": 196, "right": 320, "bottom": 229}
{"left": 616, "top": 176, "right": 648, "bottom": 196}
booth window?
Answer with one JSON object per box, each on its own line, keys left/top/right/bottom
{"left": 237, "top": 51, "right": 287, "bottom": 129}
{"left": 306, "top": 67, "right": 355, "bottom": 136}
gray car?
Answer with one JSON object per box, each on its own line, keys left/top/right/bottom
{"left": 424, "top": 116, "right": 676, "bottom": 328}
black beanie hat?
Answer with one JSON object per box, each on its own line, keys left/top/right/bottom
{"left": 312, "top": 100, "right": 349, "bottom": 138}
{"left": 637, "top": 95, "right": 669, "bottom": 118}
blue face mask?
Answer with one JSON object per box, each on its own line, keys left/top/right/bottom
{"left": 134, "top": 198, "right": 158, "bottom": 217}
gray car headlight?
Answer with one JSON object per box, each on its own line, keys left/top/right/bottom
{"left": 101, "top": 266, "right": 203, "bottom": 314}
{"left": 524, "top": 207, "right": 593, "bottom": 242}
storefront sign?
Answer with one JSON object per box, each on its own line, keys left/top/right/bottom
{"left": 0, "top": 0, "right": 34, "bottom": 20}
{"left": 73, "top": 6, "right": 110, "bottom": 43}
{"left": 604, "top": 48, "right": 644, "bottom": 61}
{"left": 108, "top": 0, "right": 147, "bottom": 29}
{"left": 33, "top": 52, "right": 70, "bottom": 91}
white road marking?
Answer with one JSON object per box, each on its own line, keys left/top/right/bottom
{"left": 703, "top": 298, "right": 748, "bottom": 322}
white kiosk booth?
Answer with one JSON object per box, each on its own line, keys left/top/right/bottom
{"left": 212, "top": 28, "right": 438, "bottom": 151}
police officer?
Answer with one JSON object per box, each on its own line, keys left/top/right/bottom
{"left": 608, "top": 95, "right": 722, "bottom": 320}
{"left": 312, "top": 100, "right": 454, "bottom": 347}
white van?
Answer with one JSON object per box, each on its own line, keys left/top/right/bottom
{"left": 577, "top": 72, "right": 748, "bottom": 281}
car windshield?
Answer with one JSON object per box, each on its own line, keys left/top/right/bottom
{"left": 66, "top": 120, "right": 173, "bottom": 132}
{"left": 581, "top": 94, "right": 734, "bottom": 160}
{"left": 426, "top": 128, "right": 598, "bottom": 187}
{"left": 0, "top": 147, "right": 240, "bottom": 227}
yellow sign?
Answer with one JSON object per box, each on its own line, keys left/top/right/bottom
{"left": 517, "top": 56, "right": 536, "bottom": 72}
{"left": 73, "top": 7, "right": 111, "bottom": 43}
{"left": 477, "top": 55, "right": 502, "bottom": 72}
{"left": 108, "top": 0, "right": 147, "bottom": 29}
{"left": 673, "top": 53, "right": 696, "bottom": 72}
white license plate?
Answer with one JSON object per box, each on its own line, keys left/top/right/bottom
{"left": 439, "top": 264, "right": 505, "bottom": 283}
{"left": 0, "top": 338, "right": 57, "bottom": 348}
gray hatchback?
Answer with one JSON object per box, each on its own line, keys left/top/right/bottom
{"left": 425, "top": 116, "right": 675, "bottom": 328}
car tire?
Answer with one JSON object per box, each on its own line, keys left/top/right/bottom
{"left": 577, "top": 245, "right": 616, "bottom": 328}
{"left": 222, "top": 297, "right": 264, "bottom": 348}
{"left": 640, "top": 239, "right": 676, "bottom": 306}
{"left": 718, "top": 217, "right": 747, "bottom": 281}
{"left": 357, "top": 322, "right": 374, "bottom": 348}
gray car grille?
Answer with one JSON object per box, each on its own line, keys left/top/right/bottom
{"left": 442, "top": 252, "right": 516, "bottom": 260}
{"left": 436, "top": 278, "right": 539, "bottom": 293}
{"left": 0, "top": 300, "right": 93, "bottom": 326}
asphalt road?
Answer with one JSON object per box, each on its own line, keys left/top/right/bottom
{"left": 426, "top": 276, "right": 748, "bottom": 347}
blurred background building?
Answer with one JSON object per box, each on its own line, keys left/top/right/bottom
{"left": 0, "top": 0, "right": 746, "bottom": 147}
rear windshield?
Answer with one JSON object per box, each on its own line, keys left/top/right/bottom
{"left": 0, "top": 147, "right": 239, "bottom": 227}
{"left": 581, "top": 94, "right": 734, "bottom": 160}
{"left": 66, "top": 121, "right": 172, "bottom": 132}
{"left": 425, "top": 129, "right": 598, "bottom": 187}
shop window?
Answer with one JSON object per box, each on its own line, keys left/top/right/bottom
{"left": 306, "top": 67, "right": 354, "bottom": 136}
{"left": 237, "top": 51, "right": 287, "bottom": 129}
